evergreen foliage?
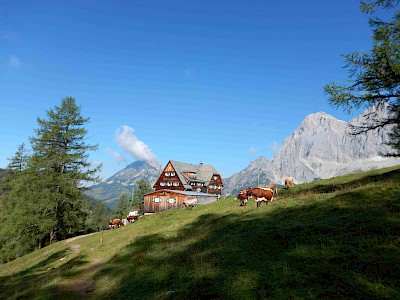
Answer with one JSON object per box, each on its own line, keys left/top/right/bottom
{"left": 131, "top": 179, "right": 152, "bottom": 209}
{"left": 324, "top": 0, "right": 400, "bottom": 156}
{"left": 0, "top": 97, "right": 100, "bottom": 262}
{"left": 6, "top": 143, "right": 29, "bottom": 172}
{"left": 114, "top": 194, "right": 130, "bottom": 219}
{"left": 85, "top": 197, "right": 114, "bottom": 231}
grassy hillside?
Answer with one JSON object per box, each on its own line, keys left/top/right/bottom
{"left": 1, "top": 166, "right": 399, "bottom": 299}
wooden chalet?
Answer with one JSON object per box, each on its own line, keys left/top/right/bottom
{"left": 143, "top": 160, "right": 223, "bottom": 213}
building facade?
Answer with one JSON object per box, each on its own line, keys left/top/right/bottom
{"left": 143, "top": 160, "right": 223, "bottom": 213}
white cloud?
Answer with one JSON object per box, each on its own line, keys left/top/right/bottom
{"left": 115, "top": 125, "right": 156, "bottom": 161}
{"left": 106, "top": 148, "right": 127, "bottom": 164}
{"left": 8, "top": 55, "right": 21, "bottom": 69}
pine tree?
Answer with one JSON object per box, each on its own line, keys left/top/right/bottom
{"left": 324, "top": 0, "right": 400, "bottom": 156}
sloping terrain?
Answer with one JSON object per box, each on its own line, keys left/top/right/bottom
{"left": 1, "top": 166, "right": 399, "bottom": 299}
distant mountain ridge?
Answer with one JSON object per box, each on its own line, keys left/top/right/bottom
{"left": 223, "top": 105, "right": 399, "bottom": 196}
{"left": 85, "top": 160, "right": 163, "bottom": 207}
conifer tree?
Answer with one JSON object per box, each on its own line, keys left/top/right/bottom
{"left": 324, "top": 0, "right": 400, "bottom": 156}
{"left": 0, "top": 147, "right": 48, "bottom": 260}
{"left": 85, "top": 199, "right": 112, "bottom": 231}
{"left": 7, "top": 143, "right": 29, "bottom": 172}
{"left": 0, "top": 97, "right": 100, "bottom": 261}
{"left": 28, "top": 97, "right": 100, "bottom": 243}
{"left": 115, "top": 194, "right": 130, "bottom": 219}
{"left": 131, "top": 179, "right": 152, "bottom": 210}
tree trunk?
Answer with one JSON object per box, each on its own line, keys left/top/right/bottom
{"left": 50, "top": 228, "right": 57, "bottom": 244}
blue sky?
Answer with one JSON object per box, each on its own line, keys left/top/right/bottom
{"left": 1, "top": 0, "right": 375, "bottom": 180}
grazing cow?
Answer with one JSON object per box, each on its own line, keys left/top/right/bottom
{"left": 127, "top": 210, "right": 139, "bottom": 223}
{"left": 237, "top": 188, "right": 249, "bottom": 206}
{"left": 183, "top": 198, "right": 198, "bottom": 208}
{"left": 108, "top": 219, "right": 124, "bottom": 229}
{"left": 246, "top": 187, "right": 275, "bottom": 208}
{"left": 127, "top": 215, "right": 138, "bottom": 223}
{"left": 265, "top": 183, "right": 278, "bottom": 195}
{"left": 284, "top": 177, "right": 294, "bottom": 189}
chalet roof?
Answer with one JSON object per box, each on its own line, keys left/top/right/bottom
{"left": 169, "top": 160, "right": 220, "bottom": 185}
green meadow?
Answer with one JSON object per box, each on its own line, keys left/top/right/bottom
{"left": 1, "top": 166, "right": 399, "bottom": 299}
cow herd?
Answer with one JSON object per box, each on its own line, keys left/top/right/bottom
{"left": 107, "top": 210, "right": 141, "bottom": 229}
{"left": 236, "top": 177, "right": 295, "bottom": 207}
{"left": 107, "top": 177, "right": 295, "bottom": 229}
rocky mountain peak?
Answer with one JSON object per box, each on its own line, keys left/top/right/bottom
{"left": 124, "top": 160, "right": 162, "bottom": 171}
{"left": 224, "top": 104, "right": 399, "bottom": 195}
{"left": 294, "top": 111, "right": 347, "bottom": 137}
{"left": 86, "top": 160, "right": 163, "bottom": 206}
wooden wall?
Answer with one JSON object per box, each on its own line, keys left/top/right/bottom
{"left": 143, "top": 190, "right": 219, "bottom": 213}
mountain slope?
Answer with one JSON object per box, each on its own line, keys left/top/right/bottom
{"left": 1, "top": 166, "right": 399, "bottom": 299}
{"left": 223, "top": 156, "right": 280, "bottom": 196}
{"left": 224, "top": 106, "right": 400, "bottom": 196}
{"left": 85, "top": 160, "right": 162, "bottom": 207}
{"left": 272, "top": 105, "right": 399, "bottom": 182}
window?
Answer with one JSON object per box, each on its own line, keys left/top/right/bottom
{"left": 196, "top": 188, "right": 201, "bottom": 192}
{"left": 160, "top": 182, "right": 166, "bottom": 186}
{"left": 165, "top": 172, "right": 170, "bottom": 177}
{"left": 173, "top": 182, "right": 179, "bottom": 186}
{"left": 167, "top": 182, "right": 172, "bottom": 186}
{"left": 167, "top": 198, "right": 176, "bottom": 204}
{"left": 171, "top": 172, "right": 175, "bottom": 176}
{"left": 153, "top": 197, "right": 161, "bottom": 203}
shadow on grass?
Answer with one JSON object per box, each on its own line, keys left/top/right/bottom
{"left": 1, "top": 176, "right": 399, "bottom": 299}
{"left": 0, "top": 250, "right": 89, "bottom": 300}
{"left": 92, "top": 187, "right": 400, "bottom": 299}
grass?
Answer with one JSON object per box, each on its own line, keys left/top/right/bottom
{"left": 0, "top": 165, "right": 399, "bottom": 299}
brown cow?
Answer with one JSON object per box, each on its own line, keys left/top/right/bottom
{"left": 127, "top": 215, "right": 138, "bottom": 223}
{"left": 246, "top": 187, "right": 274, "bottom": 208}
{"left": 265, "top": 183, "right": 278, "bottom": 195}
{"left": 108, "top": 219, "right": 124, "bottom": 229}
{"left": 236, "top": 188, "right": 249, "bottom": 206}
{"left": 284, "top": 177, "right": 294, "bottom": 189}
